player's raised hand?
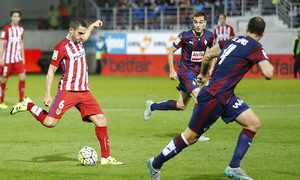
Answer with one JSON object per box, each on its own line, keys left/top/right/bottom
{"left": 93, "top": 20, "right": 103, "bottom": 28}
{"left": 169, "top": 70, "right": 177, "bottom": 80}
{"left": 197, "top": 74, "right": 206, "bottom": 85}
{"left": 43, "top": 95, "right": 52, "bottom": 107}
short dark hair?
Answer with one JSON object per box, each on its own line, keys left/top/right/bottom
{"left": 193, "top": 11, "right": 207, "bottom": 21}
{"left": 69, "top": 17, "right": 87, "bottom": 30}
{"left": 219, "top": 13, "right": 226, "bottom": 19}
{"left": 247, "top": 17, "right": 265, "bottom": 36}
{"left": 10, "top": 9, "right": 21, "bottom": 18}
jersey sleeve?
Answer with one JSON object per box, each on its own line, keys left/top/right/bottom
{"left": 173, "top": 32, "right": 184, "bottom": 49}
{"left": 50, "top": 44, "right": 66, "bottom": 67}
{"left": 208, "top": 33, "right": 214, "bottom": 48}
{"left": 1, "top": 27, "right": 8, "bottom": 40}
{"left": 248, "top": 44, "right": 269, "bottom": 63}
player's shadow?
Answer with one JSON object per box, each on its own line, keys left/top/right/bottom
{"left": 8, "top": 153, "right": 74, "bottom": 163}
{"left": 30, "top": 153, "right": 74, "bottom": 162}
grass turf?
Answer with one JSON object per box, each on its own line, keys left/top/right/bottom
{"left": 0, "top": 75, "right": 299, "bottom": 179}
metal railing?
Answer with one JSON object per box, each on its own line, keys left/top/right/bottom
{"left": 70, "top": 0, "right": 300, "bottom": 30}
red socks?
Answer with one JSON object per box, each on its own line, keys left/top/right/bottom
{"left": 95, "top": 126, "right": 110, "bottom": 158}
{"left": 19, "top": 81, "right": 25, "bottom": 102}
{"left": 27, "top": 102, "right": 48, "bottom": 124}
{"left": 0, "top": 83, "right": 5, "bottom": 103}
{"left": 0, "top": 81, "right": 25, "bottom": 103}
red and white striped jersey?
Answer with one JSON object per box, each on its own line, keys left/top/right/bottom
{"left": 1, "top": 24, "right": 24, "bottom": 64}
{"left": 51, "top": 38, "right": 89, "bottom": 91}
{"left": 214, "top": 24, "right": 235, "bottom": 47}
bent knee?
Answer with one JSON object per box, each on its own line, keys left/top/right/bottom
{"left": 247, "top": 119, "right": 261, "bottom": 132}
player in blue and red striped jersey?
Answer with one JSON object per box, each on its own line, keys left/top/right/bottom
{"left": 147, "top": 17, "right": 274, "bottom": 180}
{"left": 144, "top": 11, "right": 214, "bottom": 141}
{"left": 10, "top": 17, "right": 123, "bottom": 165}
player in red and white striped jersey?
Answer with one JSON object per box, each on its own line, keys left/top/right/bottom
{"left": 0, "top": 9, "right": 26, "bottom": 109}
{"left": 11, "top": 17, "right": 123, "bottom": 165}
{"left": 214, "top": 13, "right": 235, "bottom": 48}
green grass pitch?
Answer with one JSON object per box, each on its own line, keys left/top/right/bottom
{"left": 0, "top": 74, "right": 299, "bottom": 180}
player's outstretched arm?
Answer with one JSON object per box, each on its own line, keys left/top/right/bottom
{"left": 168, "top": 45, "right": 178, "bottom": 80}
{"left": 44, "top": 64, "right": 58, "bottom": 107}
{"left": 258, "top": 60, "right": 274, "bottom": 80}
{"left": 82, "top": 20, "right": 103, "bottom": 43}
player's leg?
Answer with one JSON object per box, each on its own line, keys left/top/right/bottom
{"left": 10, "top": 96, "right": 61, "bottom": 127}
{"left": 229, "top": 108, "right": 260, "bottom": 168}
{"left": 18, "top": 72, "right": 26, "bottom": 102}
{"left": 224, "top": 108, "right": 259, "bottom": 180}
{"left": 189, "top": 88, "right": 210, "bottom": 141}
{"left": 79, "top": 91, "right": 123, "bottom": 165}
{"left": 89, "top": 114, "right": 123, "bottom": 165}
{"left": 144, "top": 91, "right": 191, "bottom": 121}
{"left": 148, "top": 91, "right": 220, "bottom": 179}
{"left": 0, "top": 64, "right": 10, "bottom": 108}
{"left": 0, "top": 77, "right": 8, "bottom": 109}
{"left": 147, "top": 127, "right": 197, "bottom": 179}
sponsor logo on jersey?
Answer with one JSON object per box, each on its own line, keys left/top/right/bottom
{"left": 52, "top": 50, "right": 59, "bottom": 60}
{"left": 191, "top": 51, "right": 205, "bottom": 62}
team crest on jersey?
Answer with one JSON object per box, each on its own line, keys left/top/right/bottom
{"left": 56, "top": 108, "right": 61, "bottom": 115}
{"left": 204, "top": 39, "right": 207, "bottom": 45}
{"left": 52, "top": 50, "right": 59, "bottom": 60}
{"left": 1, "top": 31, "right": 5, "bottom": 38}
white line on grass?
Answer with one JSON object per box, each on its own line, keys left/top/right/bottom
{"left": 1, "top": 104, "right": 299, "bottom": 114}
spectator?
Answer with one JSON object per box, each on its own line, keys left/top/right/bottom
{"left": 95, "top": 36, "right": 107, "bottom": 75}
{"left": 58, "top": 0, "right": 69, "bottom": 29}
{"left": 49, "top": 5, "right": 59, "bottom": 30}
{"left": 194, "top": 0, "right": 204, "bottom": 12}
{"left": 293, "top": 30, "right": 300, "bottom": 78}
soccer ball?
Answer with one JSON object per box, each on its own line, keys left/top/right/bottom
{"left": 78, "top": 146, "right": 98, "bottom": 166}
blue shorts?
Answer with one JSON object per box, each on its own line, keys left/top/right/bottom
{"left": 188, "top": 90, "right": 249, "bottom": 135}
{"left": 176, "top": 74, "right": 199, "bottom": 94}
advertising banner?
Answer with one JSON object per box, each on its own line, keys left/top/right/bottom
{"left": 126, "top": 33, "right": 180, "bottom": 54}
{"left": 101, "top": 54, "right": 294, "bottom": 78}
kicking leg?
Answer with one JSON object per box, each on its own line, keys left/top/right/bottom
{"left": 10, "top": 96, "right": 60, "bottom": 127}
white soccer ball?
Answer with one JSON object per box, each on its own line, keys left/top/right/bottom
{"left": 78, "top": 146, "right": 98, "bottom": 166}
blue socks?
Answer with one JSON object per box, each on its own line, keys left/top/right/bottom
{"left": 229, "top": 128, "right": 256, "bottom": 168}
{"left": 152, "top": 134, "right": 189, "bottom": 169}
{"left": 150, "top": 100, "right": 178, "bottom": 111}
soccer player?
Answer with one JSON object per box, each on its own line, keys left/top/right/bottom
{"left": 10, "top": 17, "right": 123, "bottom": 165}
{"left": 147, "top": 17, "right": 274, "bottom": 180}
{"left": 0, "top": 9, "right": 26, "bottom": 109}
{"left": 214, "top": 13, "right": 235, "bottom": 47}
{"left": 144, "top": 11, "right": 214, "bottom": 141}
{"left": 209, "top": 13, "right": 235, "bottom": 75}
